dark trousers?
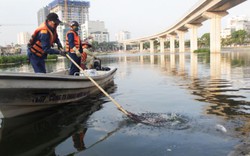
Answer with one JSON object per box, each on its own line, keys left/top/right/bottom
{"left": 28, "top": 49, "right": 46, "bottom": 73}
{"left": 69, "top": 52, "right": 81, "bottom": 75}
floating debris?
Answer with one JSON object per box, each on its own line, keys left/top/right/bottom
{"left": 215, "top": 124, "right": 227, "bottom": 133}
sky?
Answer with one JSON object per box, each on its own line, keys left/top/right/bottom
{"left": 0, "top": 0, "right": 250, "bottom": 46}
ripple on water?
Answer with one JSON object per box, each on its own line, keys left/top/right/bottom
{"left": 127, "top": 112, "right": 190, "bottom": 129}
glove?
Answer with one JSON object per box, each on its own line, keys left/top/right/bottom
{"left": 76, "top": 51, "right": 81, "bottom": 57}
{"left": 59, "top": 51, "right": 67, "bottom": 56}
{"left": 59, "top": 47, "right": 64, "bottom": 51}
{"left": 73, "top": 47, "right": 81, "bottom": 57}
{"left": 83, "top": 48, "right": 89, "bottom": 53}
{"left": 58, "top": 43, "right": 63, "bottom": 50}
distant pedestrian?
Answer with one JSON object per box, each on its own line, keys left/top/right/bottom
{"left": 27, "top": 12, "right": 65, "bottom": 73}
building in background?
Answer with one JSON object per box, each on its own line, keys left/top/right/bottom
{"left": 17, "top": 32, "right": 31, "bottom": 45}
{"left": 37, "top": 7, "right": 50, "bottom": 26}
{"left": 47, "top": 0, "right": 90, "bottom": 24}
{"left": 57, "top": 24, "right": 71, "bottom": 46}
{"left": 221, "top": 28, "right": 231, "bottom": 39}
{"left": 82, "top": 20, "right": 109, "bottom": 43}
{"left": 228, "top": 15, "right": 250, "bottom": 32}
{"left": 115, "top": 31, "right": 131, "bottom": 42}
{"left": 39, "top": 0, "right": 91, "bottom": 45}
{"left": 17, "top": 32, "right": 31, "bottom": 54}
{"left": 36, "top": 0, "right": 111, "bottom": 45}
{"left": 221, "top": 15, "right": 250, "bottom": 38}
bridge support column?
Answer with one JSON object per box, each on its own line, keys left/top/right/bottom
{"left": 140, "top": 42, "right": 143, "bottom": 52}
{"left": 160, "top": 37, "right": 165, "bottom": 53}
{"left": 176, "top": 31, "right": 186, "bottom": 52}
{"left": 170, "top": 35, "right": 175, "bottom": 53}
{"left": 203, "top": 11, "right": 228, "bottom": 53}
{"left": 123, "top": 43, "right": 127, "bottom": 51}
{"left": 150, "top": 40, "right": 154, "bottom": 53}
{"left": 186, "top": 24, "right": 201, "bottom": 52}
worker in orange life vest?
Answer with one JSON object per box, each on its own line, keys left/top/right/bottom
{"left": 80, "top": 41, "right": 95, "bottom": 70}
{"left": 27, "top": 12, "right": 65, "bottom": 73}
{"left": 65, "top": 21, "right": 83, "bottom": 75}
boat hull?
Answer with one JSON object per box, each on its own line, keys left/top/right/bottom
{"left": 0, "top": 68, "right": 117, "bottom": 118}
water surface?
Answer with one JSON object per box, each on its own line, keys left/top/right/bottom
{"left": 0, "top": 51, "right": 250, "bottom": 156}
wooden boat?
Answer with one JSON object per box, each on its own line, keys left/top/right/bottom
{"left": 0, "top": 68, "right": 117, "bottom": 118}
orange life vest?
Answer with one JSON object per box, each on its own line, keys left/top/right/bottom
{"left": 29, "top": 22, "right": 57, "bottom": 57}
{"left": 65, "top": 30, "right": 81, "bottom": 52}
{"left": 80, "top": 52, "right": 87, "bottom": 69}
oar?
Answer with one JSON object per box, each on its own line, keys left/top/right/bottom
{"left": 66, "top": 54, "right": 133, "bottom": 117}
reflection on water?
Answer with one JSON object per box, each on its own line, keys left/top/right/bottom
{"left": 0, "top": 102, "right": 93, "bottom": 155}
{"left": 0, "top": 82, "right": 116, "bottom": 156}
{"left": 1, "top": 51, "right": 250, "bottom": 155}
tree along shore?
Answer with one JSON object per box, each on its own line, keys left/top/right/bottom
{"left": 0, "top": 55, "right": 58, "bottom": 66}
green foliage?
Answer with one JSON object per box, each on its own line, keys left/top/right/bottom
{"left": 199, "top": 33, "right": 210, "bottom": 47}
{"left": 0, "top": 55, "right": 58, "bottom": 65}
{"left": 221, "top": 38, "right": 232, "bottom": 46}
{"left": 231, "top": 30, "right": 248, "bottom": 45}
{"left": 231, "top": 59, "right": 245, "bottom": 66}
{"left": 193, "top": 48, "right": 210, "bottom": 53}
{"left": 0, "top": 55, "right": 28, "bottom": 64}
{"left": 47, "top": 55, "right": 58, "bottom": 60}
{"left": 143, "top": 42, "right": 150, "bottom": 49}
{"left": 197, "top": 30, "right": 250, "bottom": 47}
{"left": 91, "top": 41, "right": 119, "bottom": 52}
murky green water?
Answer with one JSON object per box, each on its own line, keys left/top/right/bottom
{"left": 0, "top": 51, "right": 250, "bottom": 156}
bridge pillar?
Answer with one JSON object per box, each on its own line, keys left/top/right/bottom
{"left": 176, "top": 31, "right": 186, "bottom": 52}
{"left": 170, "top": 35, "right": 175, "bottom": 53}
{"left": 190, "top": 53, "right": 198, "bottom": 78}
{"left": 140, "top": 42, "right": 143, "bottom": 52}
{"left": 185, "top": 24, "right": 201, "bottom": 52}
{"left": 202, "top": 11, "right": 228, "bottom": 53}
{"left": 123, "top": 43, "right": 127, "bottom": 51}
{"left": 159, "top": 37, "right": 165, "bottom": 53}
{"left": 150, "top": 40, "right": 154, "bottom": 53}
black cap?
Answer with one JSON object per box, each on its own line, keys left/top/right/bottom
{"left": 70, "top": 21, "right": 79, "bottom": 27}
{"left": 46, "top": 13, "right": 62, "bottom": 24}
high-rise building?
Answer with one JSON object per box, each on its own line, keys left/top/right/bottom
{"left": 82, "top": 20, "right": 109, "bottom": 43}
{"left": 115, "top": 31, "right": 131, "bottom": 42}
{"left": 44, "top": 0, "right": 90, "bottom": 45}
{"left": 47, "top": 0, "right": 90, "bottom": 24}
{"left": 36, "top": 1, "right": 111, "bottom": 46}
{"left": 37, "top": 7, "right": 49, "bottom": 26}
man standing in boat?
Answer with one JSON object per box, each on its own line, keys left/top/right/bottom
{"left": 27, "top": 12, "right": 65, "bottom": 73}
{"left": 65, "top": 21, "right": 84, "bottom": 75}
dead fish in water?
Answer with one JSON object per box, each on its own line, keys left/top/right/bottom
{"left": 215, "top": 124, "right": 227, "bottom": 133}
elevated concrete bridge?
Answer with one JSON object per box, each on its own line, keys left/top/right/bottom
{"left": 122, "top": 0, "right": 247, "bottom": 53}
